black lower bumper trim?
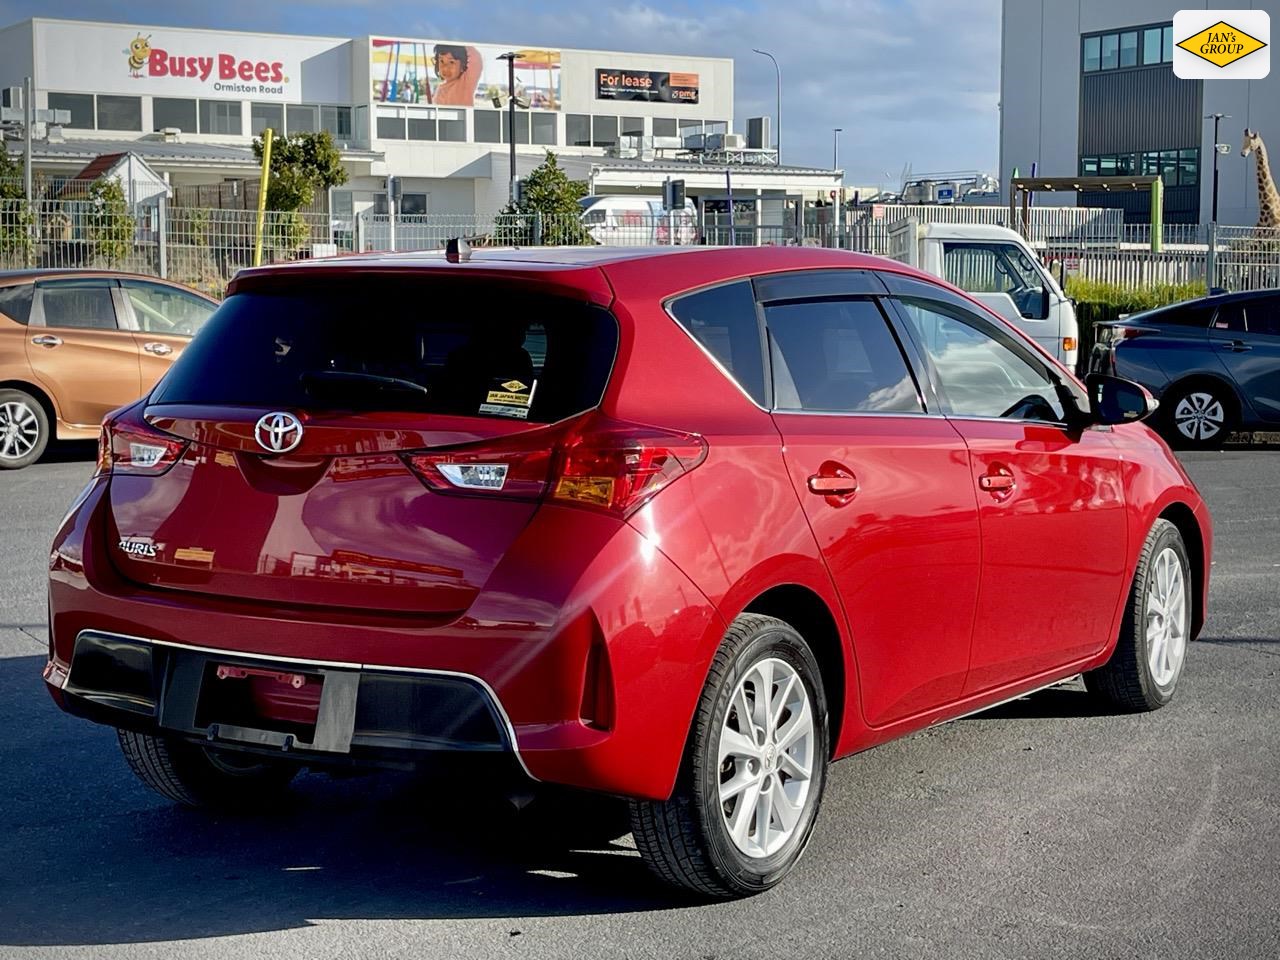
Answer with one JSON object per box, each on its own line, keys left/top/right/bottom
{"left": 59, "top": 631, "right": 512, "bottom": 766}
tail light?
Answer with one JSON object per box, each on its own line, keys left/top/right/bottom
{"left": 551, "top": 417, "right": 707, "bottom": 516}
{"left": 1104, "top": 325, "right": 1156, "bottom": 343}
{"left": 96, "top": 409, "right": 188, "bottom": 477}
{"left": 402, "top": 413, "right": 708, "bottom": 518}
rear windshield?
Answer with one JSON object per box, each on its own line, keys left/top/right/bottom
{"left": 152, "top": 277, "right": 618, "bottom": 424}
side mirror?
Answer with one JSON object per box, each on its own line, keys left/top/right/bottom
{"left": 1085, "top": 373, "right": 1157, "bottom": 425}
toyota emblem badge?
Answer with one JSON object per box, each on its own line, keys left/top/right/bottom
{"left": 254, "top": 411, "right": 304, "bottom": 454}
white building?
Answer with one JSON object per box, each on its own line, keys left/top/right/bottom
{"left": 1000, "top": 0, "right": 1279, "bottom": 225}
{"left": 0, "top": 17, "right": 841, "bottom": 231}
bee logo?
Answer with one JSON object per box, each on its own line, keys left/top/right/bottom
{"left": 124, "top": 34, "right": 151, "bottom": 78}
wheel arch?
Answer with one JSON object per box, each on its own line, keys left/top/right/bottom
{"left": 1158, "top": 501, "right": 1207, "bottom": 640}
{"left": 1162, "top": 373, "right": 1245, "bottom": 424}
{"left": 0, "top": 379, "right": 60, "bottom": 434}
{"left": 743, "top": 583, "right": 847, "bottom": 759}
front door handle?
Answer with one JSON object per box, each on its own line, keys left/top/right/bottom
{"left": 142, "top": 341, "right": 173, "bottom": 356}
{"left": 807, "top": 462, "right": 858, "bottom": 505}
{"left": 31, "top": 335, "right": 62, "bottom": 348}
{"left": 979, "top": 464, "right": 1016, "bottom": 499}
{"left": 1219, "top": 339, "right": 1252, "bottom": 353}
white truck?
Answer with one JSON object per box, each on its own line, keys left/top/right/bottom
{"left": 887, "top": 220, "right": 1078, "bottom": 369}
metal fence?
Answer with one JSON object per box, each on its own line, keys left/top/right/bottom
{"left": 6, "top": 188, "right": 1280, "bottom": 297}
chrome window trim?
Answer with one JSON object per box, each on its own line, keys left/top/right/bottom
{"left": 70, "top": 629, "right": 536, "bottom": 781}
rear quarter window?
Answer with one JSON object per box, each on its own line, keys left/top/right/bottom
{"left": 668, "top": 281, "right": 767, "bottom": 406}
{"left": 0, "top": 283, "right": 34, "bottom": 325}
{"left": 152, "top": 276, "right": 618, "bottom": 424}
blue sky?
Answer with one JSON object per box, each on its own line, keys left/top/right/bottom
{"left": 0, "top": 0, "right": 1001, "bottom": 185}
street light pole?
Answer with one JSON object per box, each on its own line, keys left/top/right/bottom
{"left": 752, "top": 48, "right": 781, "bottom": 165}
{"left": 1205, "top": 111, "right": 1230, "bottom": 223}
{"left": 498, "top": 52, "right": 517, "bottom": 206}
{"left": 1204, "top": 111, "right": 1231, "bottom": 289}
{"left": 832, "top": 127, "right": 842, "bottom": 172}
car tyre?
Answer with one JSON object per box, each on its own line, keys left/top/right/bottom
{"left": 1085, "top": 519, "right": 1191, "bottom": 712}
{"left": 1162, "top": 381, "right": 1236, "bottom": 449}
{"left": 628, "top": 613, "right": 829, "bottom": 898}
{"left": 0, "top": 388, "right": 49, "bottom": 469}
{"left": 117, "top": 729, "right": 299, "bottom": 809}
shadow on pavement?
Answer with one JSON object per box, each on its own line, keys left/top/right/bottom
{"left": 40, "top": 440, "right": 98, "bottom": 465}
{"left": 962, "top": 686, "right": 1102, "bottom": 721}
{"left": 0, "top": 654, "right": 684, "bottom": 948}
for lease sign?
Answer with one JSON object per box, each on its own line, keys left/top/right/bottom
{"left": 596, "top": 68, "right": 700, "bottom": 104}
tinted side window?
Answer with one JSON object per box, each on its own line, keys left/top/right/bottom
{"left": 0, "top": 283, "right": 34, "bottom": 325}
{"left": 1152, "top": 304, "right": 1213, "bottom": 328}
{"left": 895, "top": 297, "right": 1065, "bottom": 423}
{"left": 1213, "top": 304, "right": 1247, "bottom": 333}
{"left": 764, "top": 298, "right": 923, "bottom": 414}
{"left": 121, "top": 282, "right": 217, "bottom": 337}
{"left": 38, "top": 281, "right": 118, "bottom": 331}
{"left": 1249, "top": 297, "right": 1280, "bottom": 336}
{"left": 668, "top": 281, "right": 767, "bottom": 406}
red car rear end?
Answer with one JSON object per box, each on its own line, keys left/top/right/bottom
{"left": 45, "top": 247, "right": 1211, "bottom": 898}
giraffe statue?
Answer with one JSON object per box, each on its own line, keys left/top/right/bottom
{"left": 1241, "top": 128, "right": 1280, "bottom": 228}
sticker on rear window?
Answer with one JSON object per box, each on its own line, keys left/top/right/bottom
{"left": 479, "top": 378, "right": 537, "bottom": 419}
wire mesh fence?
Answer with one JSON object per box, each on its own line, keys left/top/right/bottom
{"left": 5, "top": 185, "right": 1280, "bottom": 297}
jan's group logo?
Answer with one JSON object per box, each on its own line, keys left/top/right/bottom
{"left": 1174, "top": 10, "right": 1269, "bottom": 79}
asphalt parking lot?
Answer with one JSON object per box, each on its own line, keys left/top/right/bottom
{"left": 1, "top": 443, "right": 1277, "bottom": 960}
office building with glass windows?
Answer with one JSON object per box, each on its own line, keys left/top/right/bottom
{"left": 1000, "top": 0, "right": 1279, "bottom": 225}
{"left": 0, "top": 17, "right": 841, "bottom": 228}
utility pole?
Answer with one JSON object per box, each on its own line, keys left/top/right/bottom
{"left": 498, "top": 52, "right": 518, "bottom": 205}
{"left": 23, "top": 77, "right": 32, "bottom": 215}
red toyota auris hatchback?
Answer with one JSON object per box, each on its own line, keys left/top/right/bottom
{"left": 45, "top": 247, "right": 1211, "bottom": 897}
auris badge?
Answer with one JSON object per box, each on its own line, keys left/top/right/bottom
{"left": 254, "top": 411, "right": 304, "bottom": 453}
{"left": 1174, "top": 11, "right": 1269, "bottom": 79}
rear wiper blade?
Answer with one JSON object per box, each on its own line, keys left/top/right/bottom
{"left": 300, "top": 370, "right": 430, "bottom": 398}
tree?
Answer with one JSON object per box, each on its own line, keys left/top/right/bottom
{"left": 0, "top": 150, "right": 31, "bottom": 265}
{"left": 498, "top": 151, "right": 592, "bottom": 245}
{"left": 252, "top": 130, "right": 348, "bottom": 212}
{"left": 87, "top": 178, "right": 135, "bottom": 266}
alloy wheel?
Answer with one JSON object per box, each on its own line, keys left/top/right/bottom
{"left": 717, "top": 656, "right": 816, "bottom": 859}
{"left": 0, "top": 400, "right": 40, "bottom": 462}
{"left": 1173, "top": 392, "right": 1225, "bottom": 442}
{"left": 1146, "top": 546, "right": 1188, "bottom": 688}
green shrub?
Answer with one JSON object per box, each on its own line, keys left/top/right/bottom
{"left": 1065, "top": 278, "right": 1207, "bottom": 363}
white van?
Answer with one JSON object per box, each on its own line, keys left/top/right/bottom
{"left": 887, "top": 220, "right": 1079, "bottom": 369}
{"left": 579, "top": 196, "right": 699, "bottom": 246}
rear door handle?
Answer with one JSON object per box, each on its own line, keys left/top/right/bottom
{"left": 1219, "top": 339, "right": 1252, "bottom": 352}
{"left": 808, "top": 476, "right": 859, "bottom": 495}
{"left": 979, "top": 464, "right": 1017, "bottom": 500}
{"left": 807, "top": 462, "right": 859, "bottom": 504}
{"left": 31, "top": 335, "right": 62, "bottom": 348}
{"left": 143, "top": 341, "right": 173, "bottom": 356}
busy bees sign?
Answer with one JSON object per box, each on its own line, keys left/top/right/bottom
{"left": 1174, "top": 10, "right": 1269, "bottom": 79}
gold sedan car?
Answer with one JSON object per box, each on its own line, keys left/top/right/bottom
{"left": 0, "top": 271, "right": 218, "bottom": 469}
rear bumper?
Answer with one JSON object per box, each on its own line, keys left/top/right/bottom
{"left": 46, "top": 629, "right": 524, "bottom": 773}
{"left": 47, "top": 477, "right": 724, "bottom": 800}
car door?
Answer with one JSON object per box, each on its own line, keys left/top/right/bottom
{"left": 884, "top": 276, "right": 1128, "bottom": 693}
{"left": 25, "top": 278, "right": 142, "bottom": 429}
{"left": 118, "top": 280, "right": 218, "bottom": 391}
{"left": 758, "top": 270, "right": 982, "bottom": 728}
{"left": 939, "top": 240, "right": 1058, "bottom": 358}
{"left": 1209, "top": 297, "right": 1280, "bottom": 423}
